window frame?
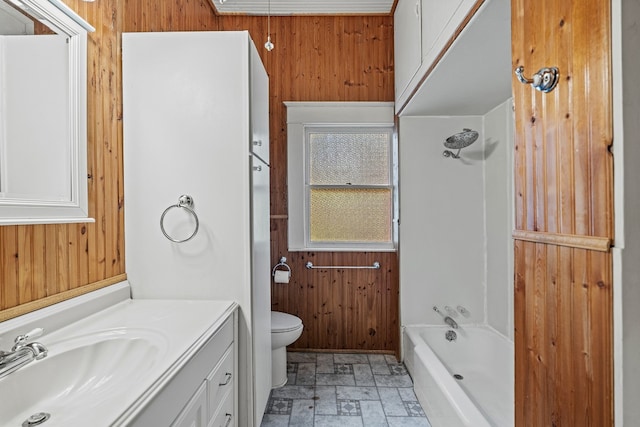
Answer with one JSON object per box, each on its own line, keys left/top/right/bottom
{"left": 285, "top": 101, "right": 396, "bottom": 252}
{"left": 304, "top": 125, "right": 394, "bottom": 250}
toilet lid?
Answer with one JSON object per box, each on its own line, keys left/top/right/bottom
{"left": 271, "top": 311, "right": 303, "bottom": 333}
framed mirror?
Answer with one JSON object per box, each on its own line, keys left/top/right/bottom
{"left": 0, "top": 0, "right": 94, "bottom": 225}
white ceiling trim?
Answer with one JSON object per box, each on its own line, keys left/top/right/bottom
{"left": 212, "top": 0, "right": 395, "bottom": 16}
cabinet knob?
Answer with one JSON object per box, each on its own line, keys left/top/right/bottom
{"left": 224, "top": 413, "right": 233, "bottom": 427}
{"left": 253, "top": 140, "right": 263, "bottom": 147}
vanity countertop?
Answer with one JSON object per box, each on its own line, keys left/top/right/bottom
{"left": 0, "top": 282, "right": 237, "bottom": 426}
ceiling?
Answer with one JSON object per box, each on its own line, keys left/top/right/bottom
{"left": 212, "top": 0, "right": 396, "bottom": 15}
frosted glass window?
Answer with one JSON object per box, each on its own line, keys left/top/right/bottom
{"left": 310, "top": 188, "right": 392, "bottom": 242}
{"left": 309, "top": 131, "right": 390, "bottom": 185}
{"left": 304, "top": 126, "right": 393, "bottom": 248}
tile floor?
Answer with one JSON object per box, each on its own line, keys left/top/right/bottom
{"left": 260, "top": 352, "right": 432, "bottom": 427}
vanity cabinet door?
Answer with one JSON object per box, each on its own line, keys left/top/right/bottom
{"left": 171, "top": 382, "right": 208, "bottom": 427}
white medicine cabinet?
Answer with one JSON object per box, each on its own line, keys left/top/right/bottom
{"left": 0, "top": 0, "right": 94, "bottom": 225}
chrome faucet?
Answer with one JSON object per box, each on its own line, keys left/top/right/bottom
{"left": 0, "top": 328, "right": 48, "bottom": 380}
{"left": 444, "top": 316, "right": 459, "bottom": 329}
{"left": 433, "top": 306, "right": 459, "bottom": 329}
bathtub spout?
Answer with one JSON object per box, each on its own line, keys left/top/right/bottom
{"left": 444, "top": 316, "right": 458, "bottom": 329}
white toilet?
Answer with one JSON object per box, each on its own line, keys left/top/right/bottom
{"left": 271, "top": 311, "right": 303, "bottom": 388}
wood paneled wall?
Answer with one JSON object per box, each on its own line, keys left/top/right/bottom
{"left": 218, "top": 16, "right": 398, "bottom": 353}
{"left": 2, "top": 2, "right": 398, "bottom": 353}
{"left": 512, "top": 0, "right": 614, "bottom": 423}
{"left": 0, "top": 0, "right": 125, "bottom": 321}
{"left": 122, "top": 0, "right": 220, "bottom": 31}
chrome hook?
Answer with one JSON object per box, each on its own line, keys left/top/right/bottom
{"left": 515, "top": 66, "right": 559, "bottom": 93}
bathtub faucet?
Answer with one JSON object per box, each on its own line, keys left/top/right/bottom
{"left": 443, "top": 316, "right": 458, "bottom": 329}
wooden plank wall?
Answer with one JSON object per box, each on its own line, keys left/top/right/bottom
{"left": 2, "top": 2, "right": 398, "bottom": 354}
{"left": 511, "top": 0, "right": 614, "bottom": 424}
{"left": 216, "top": 16, "right": 398, "bottom": 353}
{"left": 0, "top": 0, "right": 126, "bottom": 321}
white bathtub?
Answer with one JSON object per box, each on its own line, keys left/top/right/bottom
{"left": 403, "top": 325, "right": 514, "bottom": 427}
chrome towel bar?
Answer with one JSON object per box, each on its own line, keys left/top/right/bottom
{"left": 305, "top": 261, "right": 380, "bottom": 270}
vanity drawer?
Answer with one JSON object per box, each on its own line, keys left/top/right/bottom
{"left": 208, "top": 389, "right": 234, "bottom": 427}
{"left": 207, "top": 345, "right": 234, "bottom": 419}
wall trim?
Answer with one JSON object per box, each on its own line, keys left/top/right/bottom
{"left": 0, "top": 273, "right": 127, "bottom": 322}
{"left": 512, "top": 230, "right": 611, "bottom": 252}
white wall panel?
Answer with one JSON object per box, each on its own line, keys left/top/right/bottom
{"left": 399, "top": 115, "right": 485, "bottom": 326}
{"left": 399, "top": 102, "right": 513, "bottom": 337}
{"left": 484, "top": 100, "right": 514, "bottom": 338}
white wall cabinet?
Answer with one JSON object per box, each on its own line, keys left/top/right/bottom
{"left": 394, "top": 0, "right": 476, "bottom": 111}
{"left": 420, "top": 0, "right": 464, "bottom": 60}
{"left": 394, "top": 0, "right": 422, "bottom": 100}
{"left": 123, "top": 30, "right": 271, "bottom": 426}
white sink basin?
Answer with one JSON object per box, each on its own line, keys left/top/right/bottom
{"left": 0, "top": 329, "right": 168, "bottom": 426}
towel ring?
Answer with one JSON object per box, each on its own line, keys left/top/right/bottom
{"left": 272, "top": 257, "right": 291, "bottom": 277}
{"left": 160, "top": 195, "right": 199, "bottom": 243}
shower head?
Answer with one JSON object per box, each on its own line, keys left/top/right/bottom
{"left": 442, "top": 128, "right": 479, "bottom": 159}
{"left": 444, "top": 128, "right": 479, "bottom": 149}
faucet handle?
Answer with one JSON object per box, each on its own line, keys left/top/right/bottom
{"left": 12, "top": 328, "right": 44, "bottom": 350}
{"left": 445, "top": 306, "right": 459, "bottom": 318}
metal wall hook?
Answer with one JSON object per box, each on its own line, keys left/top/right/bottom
{"left": 515, "top": 65, "right": 559, "bottom": 93}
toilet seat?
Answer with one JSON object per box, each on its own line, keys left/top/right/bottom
{"left": 271, "top": 311, "right": 302, "bottom": 333}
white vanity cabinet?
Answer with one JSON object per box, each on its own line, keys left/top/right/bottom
{"left": 394, "top": 0, "right": 476, "bottom": 110}
{"left": 133, "top": 313, "right": 237, "bottom": 427}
